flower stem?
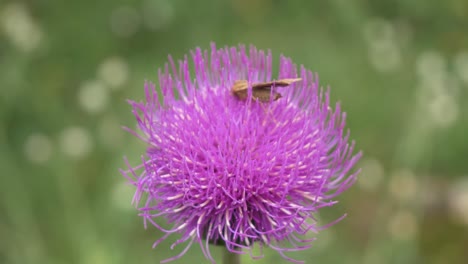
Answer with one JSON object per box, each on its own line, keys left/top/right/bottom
{"left": 222, "top": 248, "right": 240, "bottom": 264}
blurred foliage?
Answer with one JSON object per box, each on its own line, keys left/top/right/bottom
{"left": 1, "top": 0, "right": 468, "bottom": 263}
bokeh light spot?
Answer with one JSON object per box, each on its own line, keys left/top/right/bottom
{"left": 1, "top": 3, "right": 43, "bottom": 52}
{"left": 368, "top": 44, "right": 402, "bottom": 73}
{"left": 78, "top": 80, "right": 109, "bottom": 114}
{"left": 24, "top": 133, "right": 53, "bottom": 164}
{"left": 416, "top": 51, "right": 447, "bottom": 82}
{"left": 448, "top": 178, "right": 468, "bottom": 226}
{"left": 388, "top": 168, "right": 418, "bottom": 204}
{"left": 97, "top": 57, "right": 129, "bottom": 90}
{"left": 363, "top": 18, "right": 395, "bottom": 47}
{"left": 454, "top": 51, "right": 468, "bottom": 86}
{"left": 427, "top": 93, "right": 458, "bottom": 128}
{"left": 363, "top": 18, "right": 402, "bottom": 72}
{"left": 59, "top": 127, "right": 93, "bottom": 159}
{"left": 387, "top": 210, "right": 418, "bottom": 241}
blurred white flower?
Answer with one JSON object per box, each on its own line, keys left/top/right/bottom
{"left": 97, "top": 57, "right": 129, "bottom": 90}
{"left": 387, "top": 209, "right": 418, "bottom": 241}
{"left": 427, "top": 92, "right": 459, "bottom": 128}
{"left": 363, "top": 18, "right": 395, "bottom": 48}
{"left": 363, "top": 18, "right": 402, "bottom": 73}
{"left": 24, "top": 133, "right": 53, "bottom": 164}
{"left": 78, "top": 80, "right": 109, "bottom": 114}
{"left": 368, "top": 44, "right": 402, "bottom": 73}
{"left": 454, "top": 51, "right": 468, "bottom": 86}
{"left": 448, "top": 178, "right": 468, "bottom": 226}
{"left": 416, "top": 50, "right": 447, "bottom": 82}
{"left": 388, "top": 168, "right": 418, "bottom": 204}
{"left": 1, "top": 3, "right": 43, "bottom": 52}
{"left": 59, "top": 127, "right": 93, "bottom": 159}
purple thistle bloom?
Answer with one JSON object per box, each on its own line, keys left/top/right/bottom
{"left": 121, "top": 43, "right": 362, "bottom": 263}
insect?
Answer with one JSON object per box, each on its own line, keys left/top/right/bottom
{"left": 231, "top": 78, "right": 302, "bottom": 102}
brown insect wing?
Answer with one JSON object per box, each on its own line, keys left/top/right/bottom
{"left": 231, "top": 78, "right": 301, "bottom": 102}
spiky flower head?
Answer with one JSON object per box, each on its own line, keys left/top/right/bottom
{"left": 121, "top": 43, "right": 362, "bottom": 263}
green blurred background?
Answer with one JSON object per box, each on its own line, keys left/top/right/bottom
{"left": 1, "top": 0, "right": 468, "bottom": 263}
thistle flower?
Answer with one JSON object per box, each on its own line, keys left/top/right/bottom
{"left": 121, "top": 43, "right": 362, "bottom": 263}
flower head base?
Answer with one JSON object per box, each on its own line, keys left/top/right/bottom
{"left": 121, "top": 43, "right": 362, "bottom": 263}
